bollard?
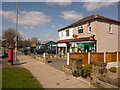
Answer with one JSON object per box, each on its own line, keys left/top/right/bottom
{"left": 8, "top": 47, "right": 14, "bottom": 65}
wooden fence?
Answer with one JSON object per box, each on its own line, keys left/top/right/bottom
{"left": 69, "top": 52, "right": 120, "bottom": 65}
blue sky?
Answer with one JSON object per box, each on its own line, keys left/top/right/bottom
{"left": 1, "top": 2, "right": 118, "bottom": 42}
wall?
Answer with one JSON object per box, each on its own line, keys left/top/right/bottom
{"left": 59, "top": 28, "right": 73, "bottom": 40}
{"left": 95, "top": 21, "right": 119, "bottom": 52}
{"left": 118, "top": 25, "right": 120, "bottom": 51}
{"left": 73, "top": 20, "right": 119, "bottom": 52}
{"left": 73, "top": 21, "right": 97, "bottom": 38}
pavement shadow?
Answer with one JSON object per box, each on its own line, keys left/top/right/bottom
{"left": 0, "top": 56, "right": 8, "bottom": 59}
{"left": 13, "top": 62, "right": 27, "bottom": 65}
{"left": 48, "top": 61, "right": 52, "bottom": 63}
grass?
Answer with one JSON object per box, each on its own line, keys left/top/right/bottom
{"left": 2, "top": 68, "right": 43, "bottom": 88}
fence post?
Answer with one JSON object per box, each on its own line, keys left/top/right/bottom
{"left": 117, "top": 51, "right": 118, "bottom": 62}
{"left": 104, "top": 52, "right": 106, "bottom": 63}
{"left": 67, "top": 53, "right": 70, "bottom": 65}
{"left": 88, "top": 52, "right": 90, "bottom": 64}
{"left": 43, "top": 53, "right": 46, "bottom": 58}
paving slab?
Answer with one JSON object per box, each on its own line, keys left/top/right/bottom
{"left": 17, "top": 54, "right": 95, "bottom": 88}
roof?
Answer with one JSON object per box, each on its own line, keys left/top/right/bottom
{"left": 56, "top": 39, "right": 72, "bottom": 43}
{"left": 70, "top": 37, "right": 96, "bottom": 42}
{"left": 58, "top": 14, "right": 120, "bottom": 31}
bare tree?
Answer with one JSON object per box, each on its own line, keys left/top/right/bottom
{"left": 31, "top": 37, "right": 38, "bottom": 43}
{"left": 2, "top": 28, "right": 22, "bottom": 47}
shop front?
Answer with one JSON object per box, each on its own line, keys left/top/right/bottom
{"left": 57, "top": 39, "right": 72, "bottom": 55}
{"left": 57, "top": 43, "right": 67, "bottom": 55}
{"left": 70, "top": 37, "right": 96, "bottom": 53}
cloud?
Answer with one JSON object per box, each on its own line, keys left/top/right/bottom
{"left": 51, "top": 25, "right": 56, "bottom": 28}
{"left": 45, "top": 0, "right": 72, "bottom": 6}
{"left": 0, "top": 10, "right": 2, "bottom": 15}
{"left": 59, "top": 24, "right": 63, "bottom": 27}
{"left": 24, "top": 26, "right": 34, "bottom": 29}
{"left": 2, "top": 10, "right": 51, "bottom": 25}
{"left": 60, "top": 11, "right": 83, "bottom": 20}
{"left": 46, "top": 33, "right": 51, "bottom": 37}
{"left": 83, "top": 2, "right": 116, "bottom": 11}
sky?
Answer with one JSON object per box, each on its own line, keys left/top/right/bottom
{"left": 1, "top": 1, "right": 119, "bottom": 42}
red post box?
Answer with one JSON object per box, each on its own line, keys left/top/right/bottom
{"left": 8, "top": 47, "right": 14, "bottom": 65}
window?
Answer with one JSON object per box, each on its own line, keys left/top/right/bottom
{"left": 66, "top": 30, "right": 69, "bottom": 36}
{"left": 61, "top": 31, "right": 63, "bottom": 37}
{"left": 78, "top": 26, "right": 83, "bottom": 34}
{"left": 87, "top": 22, "right": 91, "bottom": 33}
{"left": 59, "top": 31, "right": 63, "bottom": 38}
{"left": 109, "top": 24, "right": 112, "bottom": 33}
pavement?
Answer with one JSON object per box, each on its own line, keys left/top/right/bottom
{"left": 17, "top": 53, "right": 95, "bottom": 88}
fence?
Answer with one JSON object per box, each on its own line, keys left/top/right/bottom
{"left": 69, "top": 52, "right": 120, "bottom": 65}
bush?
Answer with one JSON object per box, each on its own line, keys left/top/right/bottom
{"left": 81, "top": 64, "right": 91, "bottom": 78}
{"left": 108, "top": 67, "right": 117, "bottom": 73}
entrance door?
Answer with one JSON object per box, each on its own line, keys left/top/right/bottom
{"left": 84, "top": 45, "right": 89, "bottom": 52}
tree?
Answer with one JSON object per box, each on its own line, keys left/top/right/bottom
{"left": 2, "top": 28, "right": 22, "bottom": 47}
{"left": 31, "top": 37, "right": 38, "bottom": 43}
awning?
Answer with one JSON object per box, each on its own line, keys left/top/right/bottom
{"left": 70, "top": 37, "right": 96, "bottom": 42}
{"left": 56, "top": 39, "right": 71, "bottom": 43}
{"left": 58, "top": 43, "right": 66, "bottom": 47}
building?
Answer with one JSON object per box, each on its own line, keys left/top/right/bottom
{"left": 57, "top": 14, "right": 120, "bottom": 54}
{"left": 46, "top": 41, "right": 57, "bottom": 50}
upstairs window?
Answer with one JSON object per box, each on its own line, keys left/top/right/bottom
{"left": 66, "top": 30, "right": 69, "bottom": 36}
{"left": 61, "top": 31, "right": 63, "bottom": 37}
{"left": 59, "top": 31, "right": 61, "bottom": 38}
{"left": 109, "top": 24, "right": 112, "bottom": 34}
{"left": 78, "top": 26, "right": 83, "bottom": 34}
{"left": 87, "top": 22, "right": 91, "bottom": 33}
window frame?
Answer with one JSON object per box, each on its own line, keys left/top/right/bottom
{"left": 87, "top": 22, "right": 91, "bottom": 33}
{"left": 78, "top": 26, "right": 83, "bottom": 34}
{"left": 109, "top": 24, "right": 113, "bottom": 34}
{"left": 61, "top": 31, "right": 63, "bottom": 37}
{"left": 66, "top": 29, "right": 69, "bottom": 36}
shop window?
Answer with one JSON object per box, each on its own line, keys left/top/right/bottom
{"left": 78, "top": 26, "right": 83, "bottom": 34}
{"left": 66, "top": 30, "right": 69, "bottom": 36}
{"left": 109, "top": 24, "right": 112, "bottom": 34}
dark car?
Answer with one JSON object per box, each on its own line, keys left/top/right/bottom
{"left": 34, "top": 48, "right": 45, "bottom": 54}
{"left": 45, "top": 49, "right": 56, "bottom": 54}
{"left": 22, "top": 47, "right": 35, "bottom": 55}
{"left": 34, "top": 44, "right": 46, "bottom": 54}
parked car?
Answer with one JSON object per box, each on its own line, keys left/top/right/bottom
{"left": 34, "top": 45, "right": 46, "bottom": 54}
{"left": 45, "top": 49, "right": 56, "bottom": 54}
{"left": 22, "top": 47, "right": 35, "bottom": 55}
{"left": 34, "top": 48, "right": 45, "bottom": 54}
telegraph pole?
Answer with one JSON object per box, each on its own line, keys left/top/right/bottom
{"left": 15, "top": 0, "right": 19, "bottom": 61}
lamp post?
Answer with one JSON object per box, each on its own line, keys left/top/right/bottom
{"left": 15, "top": 0, "right": 19, "bottom": 61}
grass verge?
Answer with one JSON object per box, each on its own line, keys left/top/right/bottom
{"left": 2, "top": 68, "right": 43, "bottom": 88}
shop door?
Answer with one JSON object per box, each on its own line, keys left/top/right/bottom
{"left": 84, "top": 45, "right": 89, "bottom": 52}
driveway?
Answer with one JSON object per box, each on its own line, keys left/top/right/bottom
{"left": 47, "top": 58, "right": 67, "bottom": 71}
